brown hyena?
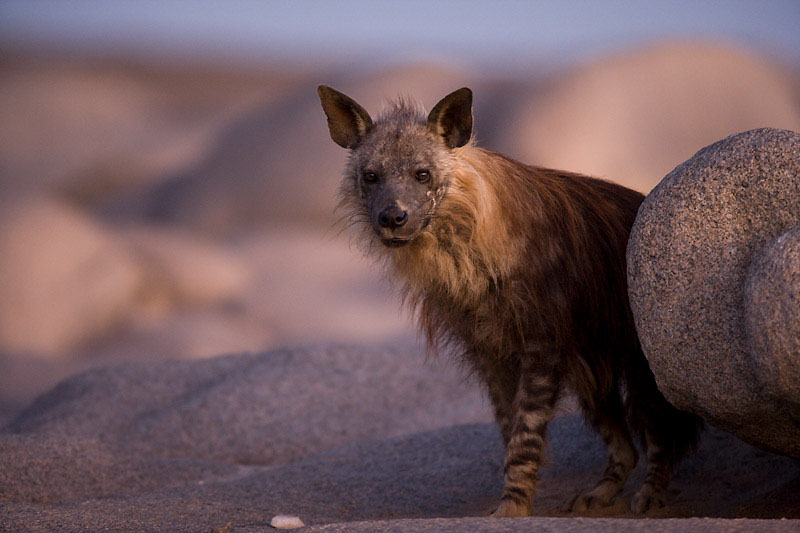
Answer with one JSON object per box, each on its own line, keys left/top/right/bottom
{"left": 318, "top": 85, "right": 702, "bottom": 517}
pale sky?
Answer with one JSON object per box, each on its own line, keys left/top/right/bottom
{"left": 1, "top": 0, "right": 798, "bottom": 71}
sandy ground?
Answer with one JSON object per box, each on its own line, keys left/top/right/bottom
{"left": 1, "top": 346, "right": 798, "bottom": 531}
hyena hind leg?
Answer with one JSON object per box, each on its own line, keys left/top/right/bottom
{"left": 627, "top": 363, "right": 703, "bottom": 514}
{"left": 493, "top": 362, "right": 560, "bottom": 518}
{"left": 566, "top": 396, "right": 638, "bottom": 512}
{"left": 630, "top": 429, "right": 672, "bottom": 514}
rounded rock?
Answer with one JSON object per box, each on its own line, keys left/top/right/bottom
{"left": 270, "top": 515, "right": 305, "bottom": 529}
{"left": 627, "top": 128, "right": 800, "bottom": 458}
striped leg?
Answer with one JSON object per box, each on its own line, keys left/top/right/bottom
{"left": 631, "top": 429, "right": 670, "bottom": 513}
{"left": 478, "top": 360, "right": 519, "bottom": 447}
{"left": 493, "top": 363, "right": 559, "bottom": 517}
{"left": 567, "top": 396, "right": 638, "bottom": 512}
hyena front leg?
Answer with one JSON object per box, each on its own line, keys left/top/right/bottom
{"left": 493, "top": 360, "right": 559, "bottom": 517}
{"left": 567, "top": 395, "right": 638, "bottom": 512}
{"left": 477, "top": 359, "right": 519, "bottom": 446}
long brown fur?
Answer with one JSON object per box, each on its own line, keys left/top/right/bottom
{"left": 322, "top": 86, "right": 702, "bottom": 517}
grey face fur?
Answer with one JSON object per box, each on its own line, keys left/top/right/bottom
{"left": 318, "top": 86, "right": 473, "bottom": 247}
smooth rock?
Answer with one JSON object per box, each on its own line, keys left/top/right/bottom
{"left": 122, "top": 225, "right": 252, "bottom": 307}
{"left": 627, "top": 127, "right": 800, "bottom": 457}
{"left": 4, "top": 345, "right": 491, "bottom": 467}
{"left": 505, "top": 42, "right": 800, "bottom": 193}
{"left": 0, "top": 195, "right": 142, "bottom": 354}
{"left": 116, "top": 64, "right": 471, "bottom": 234}
{"left": 270, "top": 515, "right": 305, "bottom": 529}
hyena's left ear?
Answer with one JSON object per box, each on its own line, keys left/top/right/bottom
{"left": 427, "top": 87, "right": 473, "bottom": 149}
{"left": 318, "top": 85, "right": 374, "bottom": 149}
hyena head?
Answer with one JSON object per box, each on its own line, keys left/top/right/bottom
{"left": 318, "top": 85, "right": 472, "bottom": 248}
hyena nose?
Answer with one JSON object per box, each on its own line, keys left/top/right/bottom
{"left": 378, "top": 206, "right": 409, "bottom": 228}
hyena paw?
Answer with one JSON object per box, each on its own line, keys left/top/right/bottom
{"left": 492, "top": 498, "right": 531, "bottom": 518}
{"left": 631, "top": 483, "right": 666, "bottom": 514}
{"left": 563, "top": 485, "right": 617, "bottom": 513}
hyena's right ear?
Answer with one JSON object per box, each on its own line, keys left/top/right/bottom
{"left": 427, "top": 87, "right": 473, "bottom": 149}
{"left": 318, "top": 85, "right": 374, "bottom": 149}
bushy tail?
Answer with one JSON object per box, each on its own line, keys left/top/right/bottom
{"left": 625, "top": 349, "right": 704, "bottom": 464}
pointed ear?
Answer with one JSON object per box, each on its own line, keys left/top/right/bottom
{"left": 317, "top": 85, "right": 373, "bottom": 149}
{"left": 427, "top": 87, "right": 473, "bottom": 148}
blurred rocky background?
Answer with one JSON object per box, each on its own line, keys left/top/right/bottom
{"left": 1, "top": 1, "right": 799, "bottom": 426}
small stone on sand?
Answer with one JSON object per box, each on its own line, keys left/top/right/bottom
{"left": 271, "top": 514, "right": 305, "bottom": 529}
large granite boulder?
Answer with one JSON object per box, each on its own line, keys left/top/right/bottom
{"left": 627, "top": 128, "right": 800, "bottom": 457}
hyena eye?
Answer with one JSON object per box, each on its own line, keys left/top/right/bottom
{"left": 415, "top": 169, "right": 431, "bottom": 183}
{"left": 363, "top": 171, "right": 378, "bottom": 183}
